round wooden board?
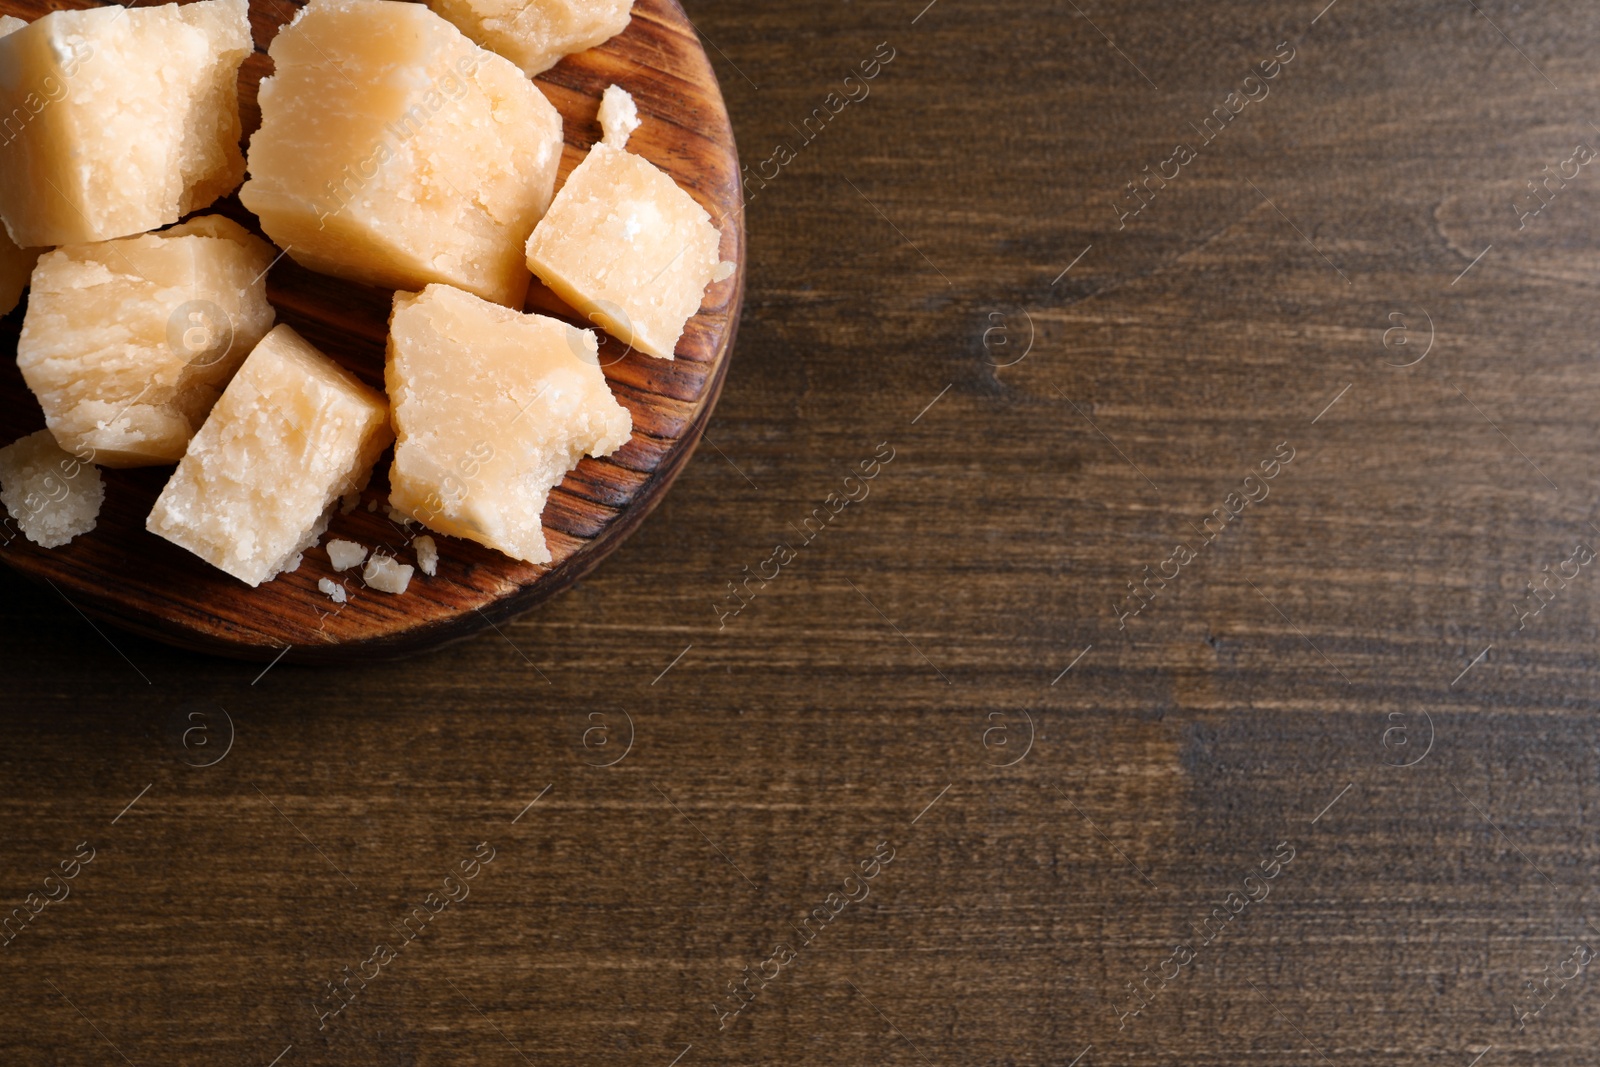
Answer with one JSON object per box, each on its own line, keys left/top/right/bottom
{"left": 0, "top": 0, "right": 744, "bottom": 663}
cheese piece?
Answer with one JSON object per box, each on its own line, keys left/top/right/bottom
{"left": 326, "top": 538, "right": 367, "bottom": 571}
{"left": 0, "top": 0, "right": 252, "bottom": 247}
{"left": 147, "top": 325, "right": 392, "bottom": 587}
{"left": 0, "top": 430, "right": 103, "bottom": 548}
{"left": 241, "top": 0, "right": 563, "bottom": 308}
{"left": 317, "top": 576, "right": 348, "bottom": 603}
{"left": 386, "top": 283, "right": 632, "bottom": 565}
{"left": 17, "top": 216, "right": 277, "bottom": 468}
{"left": 525, "top": 142, "right": 721, "bottom": 360}
{"left": 363, "top": 553, "right": 413, "bottom": 593}
{"left": 0, "top": 12, "right": 39, "bottom": 317}
{"left": 426, "top": 0, "right": 631, "bottom": 77}
{"left": 413, "top": 533, "right": 438, "bottom": 575}
{"left": 598, "top": 83, "right": 639, "bottom": 149}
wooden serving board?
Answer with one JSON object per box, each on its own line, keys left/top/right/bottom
{"left": 0, "top": 0, "right": 744, "bottom": 663}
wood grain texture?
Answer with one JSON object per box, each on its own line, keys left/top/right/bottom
{"left": 0, "top": 0, "right": 745, "bottom": 662}
{"left": 6, "top": 0, "right": 1600, "bottom": 1065}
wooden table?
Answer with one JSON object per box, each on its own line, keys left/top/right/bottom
{"left": 3, "top": 0, "right": 1599, "bottom": 1063}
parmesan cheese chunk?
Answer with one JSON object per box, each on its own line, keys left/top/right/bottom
{"left": 525, "top": 142, "right": 721, "bottom": 360}
{"left": 317, "top": 576, "right": 348, "bottom": 603}
{"left": 0, "top": 15, "right": 38, "bottom": 317}
{"left": 413, "top": 533, "right": 438, "bottom": 575}
{"left": 386, "top": 283, "right": 632, "bottom": 565}
{"left": 148, "top": 325, "right": 392, "bottom": 587}
{"left": 326, "top": 538, "right": 367, "bottom": 571}
{"left": 598, "top": 83, "right": 639, "bottom": 149}
{"left": 0, "top": 430, "right": 103, "bottom": 548}
{"left": 17, "top": 216, "right": 277, "bottom": 468}
{"left": 363, "top": 553, "right": 413, "bottom": 593}
{"left": 241, "top": 0, "right": 563, "bottom": 308}
{"left": 0, "top": 0, "right": 253, "bottom": 247}
{"left": 426, "top": 0, "right": 631, "bottom": 77}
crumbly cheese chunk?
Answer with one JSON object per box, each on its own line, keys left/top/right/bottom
{"left": 0, "top": 17, "right": 39, "bottom": 316}
{"left": 426, "top": 0, "right": 631, "bottom": 77}
{"left": 598, "top": 83, "right": 639, "bottom": 149}
{"left": 413, "top": 533, "right": 438, "bottom": 575}
{"left": 326, "top": 538, "right": 367, "bottom": 571}
{"left": 317, "top": 576, "right": 348, "bottom": 603}
{"left": 241, "top": 0, "right": 563, "bottom": 308}
{"left": 0, "top": 430, "right": 103, "bottom": 548}
{"left": 525, "top": 142, "right": 721, "bottom": 359}
{"left": 363, "top": 553, "right": 413, "bottom": 593}
{"left": 147, "top": 325, "right": 392, "bottom": 587}
{"left": 17, "top": 216, "right": 277, "bottom": 468}
{"left": 386, "top": 283, "right": 632, "bottom": 565}
{"left": 0, "top": 0, "right": 252, "bottom": 247}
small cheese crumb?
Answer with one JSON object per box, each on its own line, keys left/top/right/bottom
{"left": 364, "top": 553, "right": 414, "bottom": 594}
{"left": 599, "top": 84, "right": 640, "bottom": 149}
{"left": 340, "top": 490, "right": 361, "bottom": 514}
{"left": 0, "top": 430, "right": 103, "bottom": 548}
{"left": 414, "top": 534, "right": 438, "bottom": 576}
{"left": 367, "top": 499, "right": 378, "bottom": 512}
{"left": 326, "top": 539, "right": 367, "bottom": 571}
{"left": 712, "top": 260, "right": 736, "bottom": 282}
{"left": 317, "top": 577, "right": 348, "bottom": 604}
{"left": 385, "top": 505, "right": 414, "bottom": 527}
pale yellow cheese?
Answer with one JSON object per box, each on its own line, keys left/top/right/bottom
{"left": 598, "top": 83, "right": 639, "bottom": 149}
{"left": 363, "top": 552, "right": 413, "bottom": 593}
{"left": 0, "top": 430, "right": 103, "bottom": 548}
{"left": 386, "top": 283, "right": 632, "bottom": 565}
{"left": 17, "top": 216, "right": 277, "bottom": 468}
{"left": 0, "top": 12, "right": 39, "bottom": 317}
{"left": 525, "top": 142, "right": 721, "bottom": 360}
{"left": 148, "top": 325, "right": 392, "bottom": 587}
{"left": 426, "top": 0, "right": 631, "bottom": 77}
{"left": 241, "top": 0, "right": 563, "bottom": 308}
{"left": 0, "top": 0, "right": 252, "bottom": 247}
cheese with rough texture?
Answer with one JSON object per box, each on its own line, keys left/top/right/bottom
{"left": 148, "top": 325, "right": 392, "bottom": 587}
{"left": 17, "top": 216, "right": 277, "bottom": 468}
{"left": 386, "top": 283, "right": 631, "bottom": 565}
{"left": 598, "top": 83, "right": 639, "bottom": 149}
{"left": 426, "top": 0, "right": 630, "bottom": 77}
{"left": 525, "top": 142, "right": 721, "bottom": 359}
{"left": 326, "top": 538, "right": 367, "bottom": 571}
{"left": 241, "top": 0, "right": 563, "bottom": 308}
{"left": 0, "top": 430, "right": 103, "bottom": 547}
{"left": 0, "top": 13, "right": 38, "bottom": 316}
{"left": 0, "top": 0, "right": 252, "bottom": 247}
{"left": 363, "top": 552, "right": 413, "bottom": 593}
{"left": 413, "top": 533, "right": 438, "bottom": 575}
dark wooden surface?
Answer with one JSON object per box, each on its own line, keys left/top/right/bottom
{"left": 5, "top": 0, "right": 1600, "bottom": 1063}
{"left": 0, "top": 0, "right": 744, "bottom": 660}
